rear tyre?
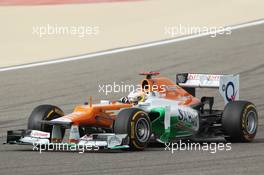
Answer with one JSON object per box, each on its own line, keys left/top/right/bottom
{"left": 222, "top": 101, "right": 258, "bottom": 142}
{"left": 114, "top": 108, "right": 151, "bottom": 151}
{"left": 27, "top": 105, "right": 64, "bottom": 135}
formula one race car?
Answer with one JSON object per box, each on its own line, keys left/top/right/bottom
{"left": 6, "top": 72, "right": 258, "bottom": 151}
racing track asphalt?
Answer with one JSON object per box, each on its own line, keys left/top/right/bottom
{"left": 0, "top": 24, "right": 264, "bottom": 175}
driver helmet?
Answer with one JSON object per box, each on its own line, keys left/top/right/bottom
{"left": 127, "top": 90, "right": 146, "bottom": 105}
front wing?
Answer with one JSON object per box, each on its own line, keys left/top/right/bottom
{"left": 6, "top": 129, "right": 129, "bottom": 150}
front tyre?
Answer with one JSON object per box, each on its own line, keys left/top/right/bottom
{"left": 114, "top": 108, "right": 152, "bottom": 151}
{"left": 222, "top": 101, "right": 258, "bottom": 142}
{"left": 27, "top": 105, "right": 64, "bottom": 134}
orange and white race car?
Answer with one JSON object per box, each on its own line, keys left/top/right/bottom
{"left": 6, "top": 72, "right": 258, "bottom": 151}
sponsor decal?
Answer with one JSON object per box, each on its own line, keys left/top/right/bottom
{"left": 176, "top": 74, "right": 188, "bottom": 83}
{"left": 30, "top": 130, "right": 50, "bottom": 138}
{"left": 108, "top": 136, "right": 122, "bottom": 146}
{"left": 187, "top": 74, "right": 221, "bottom": 81}
{"left": 178, "top": 108, "right": 198, "bottom": 128}
{"left": 225, "top": 82, "right": 235, "bottom": 102}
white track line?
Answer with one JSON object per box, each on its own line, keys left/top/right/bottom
{"left": 0, "top": 19, "right": 263, "bottom": 72}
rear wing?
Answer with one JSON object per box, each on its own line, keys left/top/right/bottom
{"left": 176, "top": 73, "right": 239, "bottom": 104}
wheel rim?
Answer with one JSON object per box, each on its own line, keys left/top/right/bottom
{"left": 135, "top": 118, "right": 150, "bottom": 142}
{"left": 246, "top": 111, "right": 257, "bottom": 134}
